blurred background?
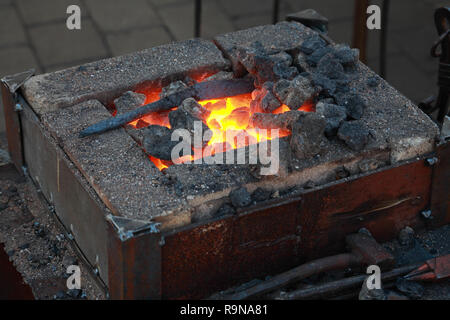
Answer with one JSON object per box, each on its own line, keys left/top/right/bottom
{"left": 0, "top": 0, "right": 447, "bottom": 136}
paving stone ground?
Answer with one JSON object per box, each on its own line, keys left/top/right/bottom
{"left": 0, "top": 0, "right": 446, "bottom": 133}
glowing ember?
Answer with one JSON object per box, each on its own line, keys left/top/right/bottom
{"left": 117, "top": 83, "right": 314, "bottom": 171}
{"left": 198, "top": 93, "right": 291, "bottom": 149}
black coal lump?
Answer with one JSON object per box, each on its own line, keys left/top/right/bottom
{"left": 310, "top": 73, "right": 336, "bottom": 95}
{"left": 142, "top": 125, "right": 184, "bottom": 161}
{"left": 337, "top": 121, "right": 370, "bottom": 151}
{"left": 251, "top": 188, "right": 272, "bottom": 202}
{"left": 335, "top": 94, "right": 366, "bottom": 120}
{"left": 215, "top": 203, "right": 236, "bottom": 217}
{"left": 317, "top": 54, "right": 345, "bottom": 80}
{"left": 299, "top": 34, "right": 327, "bottom": 55}
{"left": 333, "top": 45, "right": 359, "bottom": 68}
{"left": 306, "top": 46, "right": 333, "bottom": 66}
{"left": 316, "top": 102, "right": 348, "bottom": 137}
{"left": 229, "top": 187, "right": 252, "bottom": 208}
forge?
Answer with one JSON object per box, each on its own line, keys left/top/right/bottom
{"left": 1, "top": 18, "right": 449, "bottom": 299}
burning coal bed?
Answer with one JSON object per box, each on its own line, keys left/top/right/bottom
{"left": 113, "top": 34, "right": 369, "bottom": 174}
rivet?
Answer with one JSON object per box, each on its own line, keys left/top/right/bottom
{"left": 426, "top": 157, "right": 438, "bottom": 166}
{"left": 14, "top": 103, "right": 23, "bottom": 112}
{"left": 421, "top": 210, "right": 433, "bottom": 219}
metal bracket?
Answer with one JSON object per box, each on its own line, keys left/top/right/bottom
{"left": 1, "top": 69, "right": 35, "bottom": 95}
{"left": 106, "top": 215, "right": 161, "bottom": 241}
{"left": 1, "top": 69, "right": 35, "bottom": 173}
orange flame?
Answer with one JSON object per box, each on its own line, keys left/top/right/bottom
{"left": 117, "top": 84, "right": 313, "bottom": 171}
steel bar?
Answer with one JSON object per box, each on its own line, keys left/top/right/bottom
{"left": 79, "top": 78, "right": 254, "bottom": 138}
{"left": 222, "top": 253, "right": 361, "bottom": 300}
{"left": 285, "top": 263, "right": 420, "bottom": 300}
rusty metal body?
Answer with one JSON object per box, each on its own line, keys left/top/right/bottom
{"left": 0, "top": 243, "right": 34, "bottom": 300}
{"left": 1, "top": 83, "right": 449, "bottom": 299}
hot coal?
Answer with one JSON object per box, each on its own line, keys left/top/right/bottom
{"left": 299, "top": 34, "right": 327, "bottom": 55}
{"left": 337, "top": 120, "right": 370, "bottom": 151}
{"left": 142, "top": 125, "right": 181, "bottom": 161}
{"left": 290, "top": 113, "right": 327, "bottom": 159}
{"left": 179, "top": 97, "right": 211, "bottom": 121}
{"left": 273, "top": 75, "right": 316, "bottom": 109}
{"left": 114, "top": 91, "right": 146, "bottom": 114}
{"left": 229, "top": 187, "right": 252, "bottom": 208}
{"left": 335, "top": 94, "right": 366, "bottom": 120}
{"left": 169, "top": 98, "right": 210, "bottom": 137}
{"left": 316, "top": 102, "right": 348, "bottom": 137}
{"left": 160, "top": 80, "right": 188, "bottom": 99}
{"left": 261, "top": 91, "right": 281, "bottom": 112}
{"left": 250, "top": 111, "right": 303, "bottom": 130}
{"left": 251, "top": 82, "right": 281, "bottom": 113}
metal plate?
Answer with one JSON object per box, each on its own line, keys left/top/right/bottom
{"left": 161, "top": 158, "right": 432, "bottom": 299}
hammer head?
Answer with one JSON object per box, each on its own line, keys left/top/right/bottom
{"left": 346, "top": 233, "right": 395, "bottom": 270}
